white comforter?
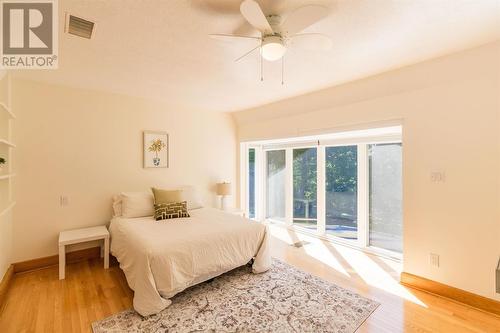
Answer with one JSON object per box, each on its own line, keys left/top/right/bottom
{"left": 109, "top": 208, "right": 271, "bottom": 316}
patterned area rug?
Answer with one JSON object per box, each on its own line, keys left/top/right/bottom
{"left": 92, "top": 259, "right": 379, "bottom": 333}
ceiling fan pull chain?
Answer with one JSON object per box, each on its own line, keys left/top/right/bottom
{"left": 260, "top": 52, "right": 264, "bottom": 82}
{"left": 281, "top": 55, "right": 284, "bottom": 85}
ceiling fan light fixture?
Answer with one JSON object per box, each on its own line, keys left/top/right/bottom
{"left": 261, "top": 36, "right": 286, "bottom": 61}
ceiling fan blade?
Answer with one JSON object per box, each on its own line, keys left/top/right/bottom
{"left": 284, "top": 5, "right": 329, "bottom": 35}
{"left": 209, "top": 33, "right": 261, "bottom": 42}
{"left": 235, "top": 45, "right": 261, "bottom": 62}
{"left": 290, "top": 33, "right": 332, "bottom": 51}
{"left": 240, "top": 0, "right": 273, "bottom": 34}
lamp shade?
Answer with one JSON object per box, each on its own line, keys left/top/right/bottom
{"left": 216, "top": 182, "right": 231, "bottom": 196}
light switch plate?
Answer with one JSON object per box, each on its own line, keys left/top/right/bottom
{"left": 430, "top": 171, "right": 445, "bottom": 182}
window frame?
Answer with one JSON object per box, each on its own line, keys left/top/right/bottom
{"left": 366, "top": 142, "right": 404, "bottom": 255}
{"left": 240, "top": 129, "right": 402, "bottom": 259}
{"left": 291, "top": 146, "right": 319, "bottom": 230}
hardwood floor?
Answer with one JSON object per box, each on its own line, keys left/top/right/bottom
{"left": 1, "top": 224, "right": 499, "bottom": 332}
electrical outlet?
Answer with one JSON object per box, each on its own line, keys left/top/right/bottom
{"left": 60, "top": 195, "right": 69, "bottom": 207}
{"left": 429, "top": 253, "right": 440, "bottom": 267}
{"left": 430, "top": 171, "right": 445, "bottom": 182}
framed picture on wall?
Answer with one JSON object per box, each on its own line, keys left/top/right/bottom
{"left": 143, "top": 131, "right": 169, "bottom": 168}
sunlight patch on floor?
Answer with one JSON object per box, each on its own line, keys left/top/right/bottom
{"left": 268, "top": 223, "right": 426, "bottom": 307}
{"left": 332, "top": 244, "right": 427, "bottom": 307}
{"left": 303, "top": 241, "right": 351, "bottom": 277}
{"left": 268, "top": 225, "right": 350, "bottom": 277}
{"left": 269, "top": 224, "right": 295, "bottom": 244}
{"left": 375, "top": 256, "right": 403, "bottom": 275}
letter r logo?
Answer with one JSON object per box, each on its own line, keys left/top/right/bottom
{"left": 2, "top": 2, "right": 53, "bottom": 54}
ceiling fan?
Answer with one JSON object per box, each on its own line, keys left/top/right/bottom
{"left": 209, "top": 0, "right": 332, "bottom": 81}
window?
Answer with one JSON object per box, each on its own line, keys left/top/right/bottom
{"left": 266, "top": 150, "right": 286, "bottom": 221}
{"left": 293, "top": 148, "right": 317, "bottom": 229}
{"left": 241, "top": 126, "right": 403, "bottom": 256}
{"left": 369, "top": 143, "right": 403, "bottom": 252}
{"left": 248, "top": 148, "right": 256, "bottom": 218}
{"left": 325, "top": 146, "right": 357, "bottom": 239}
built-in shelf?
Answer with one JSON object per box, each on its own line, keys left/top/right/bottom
{"left": 0, "top": 139, "right": 16, "bottom": 148}
{"left": 0, "top": 74, "right": 14, "bottom": 238}
{"left": 0, "top": 201, "right": 15, "bottom": 217}
{"left": 0, "top": 173, "right": 15, "bottom": 180}
{"left": 0, "top": 102, "right": 15, "bottom": 119}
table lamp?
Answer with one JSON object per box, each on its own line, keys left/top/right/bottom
{"left": 216, "top": 182, "right": 231, "bottom": 211}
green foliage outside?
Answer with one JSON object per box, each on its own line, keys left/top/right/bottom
{"left": 292, "top": 146, "right": 357, "bottom": 219}
{"left": 292, "top": 146, "right": 357, "bottom": 201}
{"left": 325, "top": 146, "right": 357, "bottom": 193}
{"left": 293, "top": 148, "right": 317, "bottom": 201}
{"left": 266, "top": 146, "right": 358, "bottom": 220}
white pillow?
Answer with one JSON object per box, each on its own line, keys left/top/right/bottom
{"left": 112, "top": 187, "right": 203, "bottom": 217}
{"left": 112, "top": 195, "right": 122, "bottom": 217}
{"left": 120, "top": 192, "right": 154, "bottom": 218}
{"left": 180, "top": 186, "right": 203, "bottom": 210}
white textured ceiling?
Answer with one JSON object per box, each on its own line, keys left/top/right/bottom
{"left": 13, "top": 0, "right": 500, "bottom": 112}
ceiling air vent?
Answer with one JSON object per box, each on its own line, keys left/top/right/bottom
{"left": 66, "top": 14, "right": 95, "bottom": 39}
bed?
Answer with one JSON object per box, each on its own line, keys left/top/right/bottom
{"left": 109, "top": 207, "right": 272, "bottom": 316}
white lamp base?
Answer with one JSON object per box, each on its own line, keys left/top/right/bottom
{"left": 220, "top": 195, "right": 227, "bottom": 211}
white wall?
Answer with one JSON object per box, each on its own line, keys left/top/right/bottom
{"left": 12, "top": 79, "right": 237, "bottom": 262}
{"left": 234, "top": 42, "right": 500, "bottom": 300}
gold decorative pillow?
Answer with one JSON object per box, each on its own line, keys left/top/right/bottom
{"left": 151, "top": 188, "right": 183, "bottom": 204}
{"left": 154, "top": 201, "right": 190, "bottom": 221}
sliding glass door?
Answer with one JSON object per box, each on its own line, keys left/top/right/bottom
{"left": 266, "top": 150, "right": 286, "bottom": 222}
{"left": 368, "top": 143, "right": 403, "bottom": 252}
{"left": 293, "top": 148, "right": 317, "bottom": 230}
{"left": 325, "top": 146, "right": 358, "bottom": 240}
{"left": 248, "top": 148, "right": 256, "bottom": 218}
{"left": 242, "top": 127, "right": 403, "bottom": 256}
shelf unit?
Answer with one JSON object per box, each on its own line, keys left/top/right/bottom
{"left": 0, "top": 173, "right": 15, "bottom": 180}
{"left": 0, "top": 201, "right": 15, "bottom": 217}
{"left": 0, "top": 139, "right": 15, "bottom": 147}
{"left": 0, "top": 102, "right": 15, "bottom": 119}
{"left": 0, "top": 73, "right": 15, "bottom": 216}
{"left": 0, "top": 71, "right": 13, "bottom": 280}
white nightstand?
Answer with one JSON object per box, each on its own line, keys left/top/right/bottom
{"left": 58, "top": 225, "right": 110, "bottom": 280}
